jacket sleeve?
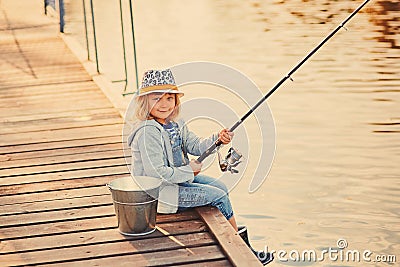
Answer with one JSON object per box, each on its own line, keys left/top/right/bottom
{"left": 182, "top": 123, "right": 218, "bottom": 156}
{"left": 135, "top": 126, "right": 195, "bottom": 184}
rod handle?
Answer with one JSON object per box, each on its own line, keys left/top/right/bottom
{"left": 196, "top": 140, "right": 222, "bottom": 163}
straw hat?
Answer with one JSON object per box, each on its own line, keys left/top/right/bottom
{"left": 137, "top": 69, "right": 184, "bottom": 97}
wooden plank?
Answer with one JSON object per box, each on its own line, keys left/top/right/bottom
{"left": 1, "top": 87, "right": 101, "bottom": 101}
{"left": 0, "top": 99, "right": 114, "bottom": 118}
{"left": 1, "top": 112, "right": 121, "bottom": 128}
{"left": 0, "top": 163, "right": 129, "bottom": 188}
{"left": 0, "top": 166, "right": 128, "bottom": 189}
{"left": 0, "top": 65, "right": 89, "bottom": 76}
{"left": 0, "top": 216, "right": 206, "bottom": 241}
{"left": 0, "top": 186, "right": 110, "bottom": 206}
{"left": 0, "top": 63, "right": 88, "bottom": 73}
{"left": 0, "top": 56, "right": 84, "bottom": 65}
{"left": 0, "top": 62, "right": 86, "bottom": 72}
{"left": 0, "top": 39, "right": 63, "bottom": 49}
{"left": 0, "top": 87, "right": 105, "bottom": 101}
{"left": 0, "top": 143, "right": 122, "bottom": 162}
{"left": 0, "top": 63, "right": 89, "bottom": 76}
{"left": 0, "top": 200, "right": 198, "bottom": 228}
{"left": 0, "top": 83, "right": 98, "bottom": 96}
{"left": 0, "top": 49, "right": 82, "bottom": 58}
{"left": 0, "top": 93, "right": 112, "bottom": 113}
{"left": 0, "top": 50, "right": 81, "bottom": 57}
{"left": 1, "top": 232, "right": 215, "bottom": 266}
{"left": 0, "top": 157, "right": 127, "bottom": 178}
{"left": 1, "top": 106, "right": 119, "bottom": 121}
{"left": 0, "top": 164, "right": 128, "bottom": 187}
{"left": 2, "top": 107, "right": 118, "bottom": 124}
{"left": 0, "top": 173, "right": 127, "bottom": 196}
{"left": 0, "top": 38, "right": 66, "bottom": 47}
{"left": 154, "top": 211, "right": 201, "bottom": 223}
{"left": 0, "top": 194, "right": 112, "bottom": 216}
{"left": 177, "top": 259, "right": 232, "bottom": 267}
{"left": 0, "top": 78, "right": 92, "bottom": 91}
{"left": 0, "top": 214, "right": 201, "bottom": 253}
{"left": 0, "top": 40, "right": 74, "bottom": 49}
{"left": 37, "top": 245, "right": 225, "bottom": 267}
{"left": 0, "top": 81, "right": 98, "bottom": 98}
{"left": 0, "top": 215, "right": 116, "bottom": 241}
{"left": 0, "top": 48, "right": 81, "bottom": 56}
{"left": 0, "top": 41, "right": 60, "bottom": 48}
{"left": 0, "top": 94, "right": 112, "bottom": 112}
{"left": 0, "top": 205, "right": 115, "bottom": 228}
{"left": 0, "top": 55, "right": 81, "bottom": 65}
{"left": 1, "top": 108, "right": 118, "bottom": 122}
{"left": 0, "top": 75, "right": 94, "bottom": 90}
{"left": 1, "top": 119, "right": 122, "bottom": 137}
{"left": 196, "top": 207, "right": 263, "bottom": 267}
{"left": 0, "top": 149, "right": 126, "bottom": 170}
{"left": 0, "top": 135, "right": 121, "bottom": 154}
{"left": 0, "top": 124, "right": 123, "bottom": 146}
{"left": 0, "top": 71, "right": 90, "bottom": 84}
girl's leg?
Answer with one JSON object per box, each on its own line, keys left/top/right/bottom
{"left": 191, "top": 174, "right": 238, "bottom": 231}
{"left": 178, "top": 182, "right": 237, "bottom": 230}
{"left": 192, "top": 174, "right": 229, "bottom": 194}
{"left": 228, "top": 215, "right": 238, "bottom": 231}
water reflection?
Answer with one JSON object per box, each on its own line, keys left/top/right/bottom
{"left": 362, "top": 1, "right": 400, "bottom": 134}
{"left": 368, "top": 0, "right": 400, "bottom": 49}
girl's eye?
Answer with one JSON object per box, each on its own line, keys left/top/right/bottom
{"left": 167, "top": 97, "right": 174, "bottom": 101}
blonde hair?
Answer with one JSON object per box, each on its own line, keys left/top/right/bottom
{"left": 134, "top": 93, "right": 181, "bottom": 121}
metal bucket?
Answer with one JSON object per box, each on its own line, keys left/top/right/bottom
{"left": 107, "top": 176, "right": 161, "bottom": 236}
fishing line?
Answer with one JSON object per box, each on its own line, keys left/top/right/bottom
{"left": 197, "top": 0, "right": 371, "bottom": 165}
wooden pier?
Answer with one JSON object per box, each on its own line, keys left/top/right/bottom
{"left": 0, "top": 1, "right": 262, "bottom": 266}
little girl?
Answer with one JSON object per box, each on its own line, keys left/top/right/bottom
{"left": 128, "top": 69, "right": 273, "bottom": 265}
{"left": 127, "top": 69, "right": 238, "bottom": 230}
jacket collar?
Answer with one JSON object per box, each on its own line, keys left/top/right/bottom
{"left": 127, "top": 118, "right": 185, "bottom": 147}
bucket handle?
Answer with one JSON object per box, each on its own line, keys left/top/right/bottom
{"left": 112, "top": 199, "right": 157, "bottom": 206}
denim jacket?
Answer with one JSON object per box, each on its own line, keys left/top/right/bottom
{"left": 127, "top": 118, "right": 218, "bottom": 213}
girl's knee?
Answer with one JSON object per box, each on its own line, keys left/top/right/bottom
{"left": 207, "top": 187, "right": 227, "bottom": 202}
{"left": 195, "top": 174, "right": 229, "bottom": 194}
{"left": 210, "top": 179, "right": 229, "bottom": 194}
{"left": 218, "top": 182, "right": 229, "bottom": 194}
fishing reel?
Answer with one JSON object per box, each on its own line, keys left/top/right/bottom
{"left": 217, "top": 147, "right": 243, "bottom": 174}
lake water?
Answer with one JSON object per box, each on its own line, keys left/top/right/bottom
{"left": 63, "top": 0, "right": 399, "bottom": 265}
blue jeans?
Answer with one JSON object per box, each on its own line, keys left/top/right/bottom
{"left": 178, "top": 174, "right": 234, "bottom": 220}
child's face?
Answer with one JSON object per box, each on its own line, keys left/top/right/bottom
{"left": 148, "top": 93, "right": 176, "bottom": 124}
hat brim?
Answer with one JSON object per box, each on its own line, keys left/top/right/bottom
{"left": 137, "top": 89, "right": 184, "bottom": 97}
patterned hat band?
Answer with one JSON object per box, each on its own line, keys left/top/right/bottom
{"left": 137, "top": 69, "right": 184, "bottom": 97}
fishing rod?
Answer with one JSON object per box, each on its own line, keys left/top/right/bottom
{"left": 197, "top": 0, "right": 371, "bottom": 164}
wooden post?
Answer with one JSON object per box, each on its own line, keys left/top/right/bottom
{"left": 196, "top": 207, "right": 263, "bottom": 266}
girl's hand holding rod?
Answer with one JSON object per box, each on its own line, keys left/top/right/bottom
{"left": 189, "top": 159, "right": 202, "bottom": 176}
{"left": 218, "top": 129, "right": 234, "bottom": 145}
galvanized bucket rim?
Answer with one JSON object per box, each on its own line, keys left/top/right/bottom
{"left": 106, "top": 176, "right": 161, "bottom": 193}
